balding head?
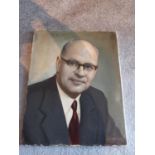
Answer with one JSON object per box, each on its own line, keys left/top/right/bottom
{"left": 61, "top": 39, "right": 99, "bottom": 58}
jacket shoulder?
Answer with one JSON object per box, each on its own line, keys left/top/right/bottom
{"left": 86, "top": 86, "right": 107, "bottom": 102}
{"left": 28, "top": 76, "right": 55, "bottom": 91}
{"left": 26, "top": 76, "right": 56, "bottom": 108}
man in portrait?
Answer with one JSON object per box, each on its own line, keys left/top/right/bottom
{"left": 23, "top": 39, "right": 125, "bottom": 145}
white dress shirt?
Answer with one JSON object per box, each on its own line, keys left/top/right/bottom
{"left": 56, "top": 81, "right": 81, "bottom": 128}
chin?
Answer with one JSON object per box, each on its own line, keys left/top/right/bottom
{"left": 70, "top": 88, "right": 86, "bottom": 94}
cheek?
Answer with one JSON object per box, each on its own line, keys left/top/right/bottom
{"left": 87, "top": 74, "right": 96, "bottom": 83}
{"left": 60, "top": 68, "right": 72, "bottom": 81}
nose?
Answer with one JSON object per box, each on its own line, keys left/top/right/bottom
{"left": 75, "top": 65, "right": 85, "bottom": 77}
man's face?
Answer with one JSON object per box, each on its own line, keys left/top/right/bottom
{"left": 56, "top": 41, "right": 98, "bottom": 98}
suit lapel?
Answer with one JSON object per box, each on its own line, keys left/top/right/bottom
{"left": 39, "top": 77, "right": 70, "bottom": 145}
{"left": 80, "top": 91, "right": 98, "bottom": 145}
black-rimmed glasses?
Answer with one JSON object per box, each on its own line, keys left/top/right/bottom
{"left": 61, "top": 56, "right": 98, "bottom": 72}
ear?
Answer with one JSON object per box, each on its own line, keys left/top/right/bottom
{"left": 56, "top": 56, "right": 61, "bottom": 73}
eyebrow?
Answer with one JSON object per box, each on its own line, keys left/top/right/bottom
{"left": 66, "top": 58, "right": 98, "bottom": 66}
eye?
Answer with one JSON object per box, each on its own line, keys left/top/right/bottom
{"left": 67, "top": 60, "right": 78, "bottom": 67}
{"left": 83, "top": 64, "right": 94, "bottom": 71}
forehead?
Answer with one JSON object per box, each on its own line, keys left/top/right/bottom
{"left": 63, "top": 41, "right": 98, "bottom": 64}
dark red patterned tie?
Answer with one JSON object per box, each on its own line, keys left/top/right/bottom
{"left": 69, "top": 100, "right": 80, "bottom": 145}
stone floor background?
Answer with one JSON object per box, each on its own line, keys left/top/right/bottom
{"left": 19, "top": 0, "right": 134, "bottom": 154}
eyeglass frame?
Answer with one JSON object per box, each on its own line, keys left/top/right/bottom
{"left": 60, "top": 56, "right": 98, "bottom": 72}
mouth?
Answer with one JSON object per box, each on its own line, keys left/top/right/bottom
{"left": 70, "top": 78, "right": 86, "bottom": 85}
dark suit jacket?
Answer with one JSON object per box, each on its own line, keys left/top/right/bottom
{"left": 23, "top": 75, "right": 126, "bottom": 146}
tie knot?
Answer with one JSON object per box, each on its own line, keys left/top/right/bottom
{"left": 71, "top": 100, "right": 77, "bottom": 112}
